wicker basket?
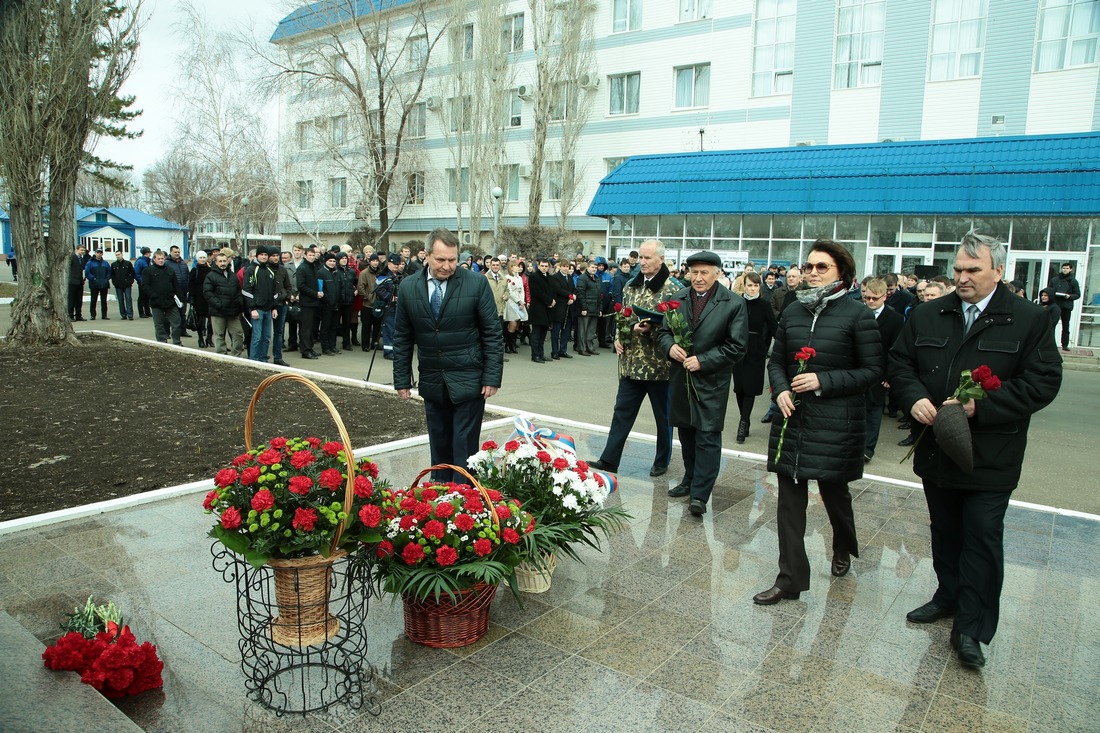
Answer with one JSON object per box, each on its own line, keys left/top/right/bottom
{"left": 244, "top": 373, "right": 359, "bottom": 647}
{"left": 515, "top": 551, "right": 557, "bottom": 594}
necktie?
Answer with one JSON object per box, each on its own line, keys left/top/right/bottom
{"left": 964, "top": 304, "right": 979, "bottom": 333}
{"left": 430, "top": 280, "right": 442, "bottom": 320}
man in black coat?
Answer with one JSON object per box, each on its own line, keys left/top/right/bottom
{"left": 526, "top": 258, "right": 555, "bottom": 363}
{"left": 888, "top": 233, "right": 1062, "bottom": 669}
{"left": 549, "top": 259, "right": 575, "bottom": 359}
{"left": 657, "top": 251, "right": 748, "bottom": 516}
{"left": 143, "top": 250, "right": 184, "bottom": 344}
{"left": 203, "top": 251, "right": 245, "bottom": 356}
{"left": 68, "top": 245, "right": 89, "bottom": 320}
{"left": 884, "top": 273, "right": 914, "bottom": 315}
{"left": 394, "top": 228, "right": 503, "bottom": 483}
{"left": 1048, "top": 261, "right": 1081, "bottom": 350}
{"left": 859, "top": 278, "right": 903, "bottom": 462}
{"left": 294, "top": 246, "right": 323, "bottom": 359}
{"left": 110, "top": 251, "right": 136, "bottom": 320}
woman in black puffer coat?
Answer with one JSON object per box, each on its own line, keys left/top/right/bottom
{"left": 753, "top": 238, "right": 883, "bottom": 606}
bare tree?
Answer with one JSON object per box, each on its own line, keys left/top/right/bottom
{"left": 0, "top": 0, "right": 140, "bottom": 345}
{"left": 142, "top": 146, "right": 218, "bottom": 236}
{"left": 76, "top": 166, "right": 140, "bottom": 208}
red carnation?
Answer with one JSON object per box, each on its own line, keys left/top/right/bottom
{"left": 526, "top": 518, "right": 536, "bottom": 533}
{"left": 288, "top": 476, "right": 313, "bottom": 495}
{"left": 614, "top": 302, "right": 623, "bottom": 313}
{"left": 402, "top": 542, "right": 425, "bottom": 564}
{"left": 796, "top": 347, "right": 817, "bottom": 361}
{"left": 622, "top": 307, "right": 633, "bottom": 318}
{"left": 358, "top": 504, "right": 382, "bottom": 528}
{"left": 240, "top": 466, "right": 261, "bottom": 486}
{"left": 473, "top": 538, "right": 492, "bottom": 556}
{"left": 421, "top": 488, "right": 439, "bottom": 501}
{"left": 292, "top": 507, "right": 318, "bottom": 531}
{"left": 398, "top": 514, "right": 417, "bottom": 531}
{"left": 669, "top": 300, "right": 681, "bottom": 309}
{"left": 400, "top": 496, "right": 418, "bottom": 511}
{"left": 971, "top": 364, "right": 993, "bottom": 383}
{"left": 434, "top": 501, "right": 455, "bottom": 519}
{"left": 362, "top": 461, "right": 379, "bottom": 479}
{"left": 214, "top": 468, "right": 238, "bottom": 488}
{"left": 421, "top": 519, "right": 446, "bottom": 540}
{"left": 220, "top": 506, "right": 242, "bottom": 529}
{"left": 481, "top": 440, "right": 498, "bottom": 451}
{"left": 322, "top": 441, "right": 344, "bottom": 456}
{"left": 486, "top": 489, "right": 503, "bottom": 501}
{"left": 502, "top": 527, "right": 520, "bottom": 544}
{"left": 552, "top": 457, "right": 569, "bottom": 470}
{"left": 453, "top": 513, "right": 475, "bottom": 532}
{"left": 435, "top": 545, "right": 458, "bottom": 567}
{"left": 250, "top": 490, "right": 275, "bottom": 512}
{"left": 376, "top": 540, "right": 394, "bottom": 558}
{"left": 413, "top": 501, "right": 433, "bottom": 521}
{"left": 536, "top": 450, "right": 552, "bottom": 464}
{"left": 504, "top": 440, "right": 520, "bottom": 452}
{"left": 353, "top": 475, "right": 374, "bottom": 498}
{"left": 202, "top": 490, "right": 219, "bottom": 511}
{"left": 289, "top": 450, "right": 315, "bottom": 469}
{"left": 495, "top": 505, "right": 512, "bottom": 519}
{"left": 319, "top": 468, "right": 344, "bottom": 491}
{"left": 980, "top": 375, "right": 1001, "bottom": 392}
{"left": 231, "top": 453, "right": 252, "bottom": 467}
{"left": 575, "top": 459, "right": 589, "bottom": 472}
{"left": 464, "top": 497, "right": 485, "bottom": 514}
{"left": 269, "top": 437, "right": 288, "bottom": 449}
{"left": 656, "top": 301, "right": 669, "bottom": 313}
{"left": 257, "top": 449, "right": 282, "bottom": 465}
{"left": 305, "top": 437, "right": 322, "bottom": 448}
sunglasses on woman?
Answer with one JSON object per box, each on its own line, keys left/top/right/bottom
{"left": 802, "top": 262, "right": 834, "bottom": 273}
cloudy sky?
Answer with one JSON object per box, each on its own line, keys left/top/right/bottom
{"left": 93, "top": 0, "right": 290, "bottom": 178}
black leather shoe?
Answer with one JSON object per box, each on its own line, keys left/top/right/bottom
{"left": 532, "top": 357, "right": 546, "bottom": 363}
{"left": 274, "top": 359, "right": 290, "bottom": 367}
{"left": 560, "top": 353, "right": 573, "bottom": 358}
{"left": 301, "top": 352, "right": 318, "bottom": 360}
{"left": 667, "top": 483, "right": 690, "bottom": 498}
{"left": 689, "top": 499, "right": 706, "bottom": 516}
{"left": 898, "top": 419, "right": 912, "bottom": 430}
{"left": 649, "top": 464, "right": 667, "bottom": 477}
{"left": 951, "top": 632, "right": 986, "bottom": 668}
{"left": 831, "top": 553, "right": 851, "bottom": 577}
{"left": 552, "top": 355, "right": 560, "bottom": 360}
{"left": 898, "top": 434, "right": 917, "bottom": 447}
{"left": 759, "top": 412, "right": 775, "bottom": 424}
{"left": 906, "top": 600, "right": 954, "bottom": 624}
{"left": 753, "top": 586, "right": 800, "bottom": 605}
{"left": 864, "top": 453, "right": 873, "bottom": 463}
{"left": 588, "top": 459, "right": 617, "bottom": 472}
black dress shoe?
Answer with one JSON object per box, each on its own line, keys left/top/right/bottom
{"left": 301, "top": 352, "right": 319, "bottom": 360}
{"left": 906, "top": 600, "right": 954, "bottom": 624}
{"left": 951, "top": 632, "right": 986, "bottom": 668}
{"left": 532, "top": 357, "right": 546, "bottom": 363}
{"left": 274, "top": 359, "right": 290, "bottom": 367}
{"left": 831, "top": 553, "right": 851, "bottom": 577}
{"left": 559, "top": 353, "right": 572, "bottom": 358}
{"left": 588, "top": 458, "right": 617, "bottom": 472}
{"left": 689, "top": 499, "right": 706, "bottom": 516}
{"left": 753, "top": 586, "right": 800, "bottom": 605}
{"left": 649, "top": 464, "right": 667, "bottom": 477}
{"left": 759, "top": 412, "right": 775, "bottom": 424}
{"left": 898, "top": 434, "right": 917, "bottom": 447}
{"left": 667, "top": 483, "right": 690, "bottom": 498}
{"left": 864, "top": 453, "right": 873, "bottom": 463}
{"left": 898, "top": 419, "right": 912, "bottom": 430}
{"left": 552, "top": 354, "right": 560, "bottom": 360}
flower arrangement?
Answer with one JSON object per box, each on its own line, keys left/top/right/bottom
{"left": 468, "top": 438, "right": 631, "bottom": 561}
{"left": 901, "top": 364, "right": 1002, "bottom": 464}
{"left": 613, "top": 302, "right": 637, "bottom": 347}
{"left": 367, "top": 477, "right": 537, "bottom": 602}
{"left": 773, "top": 346, "right": 816, "bottom": 463}
{"left": 42, "top": 597, "right": 163, "bottom": 699}
{"left": 659, "top": 299, "right": 700, "bottom": 401}
{"left": 204, "top": 436, "right": 388, "bottom": 568}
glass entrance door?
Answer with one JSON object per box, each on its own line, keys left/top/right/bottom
{"left": 867, "top": 248, "right": 933, "bottom": 278}
{"left": 1006, "top": 253, "right": 1086, "bottom": 345}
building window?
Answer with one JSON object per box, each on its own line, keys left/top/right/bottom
{"left": 501, "top": 164, "right": 520, "bottom": 201}
{"left": 449, "top": 95, "right": 472, "bottom": 132}
{"left": 297, "top": 180, "right": 314, "bottom": 209}
{"left": 679, "top": 0, "right": 712, "bottom": 22}
{"left": 299, "top": 61, "right": 315, "bottom": 93}
{"left": 406, "top": 172, "right": 425, "bottom": 205}
{"left": 752, "top": 0, "right": 796, "bottom": 96}
{"left": 545, "top": 160, "right": 575, "bottom": 201}
{"left": 505, "top": 90, "right": 523, "bottom": 127}
{"left": 1035, "top": 0, "right": 1100, "bottom": 71}
{"left": 609, "top": 72, "right": 640, "bottom": 115}
{"left": 454, "top": 23, "right": 474, "bottom": 62}
{"left": 501, "top": 13, "right": 524, "bottom": 53}
{"left": 929, "top": 0, "right": 987, "bottom": 80}
{"left": 674, "top": 63, "right": 710, "bottom": 108}
{"left": 408, "top": 102, "right": 426, "bottom": 139}
{"left": 549, "top": 82, "right": 578, "bottom": 121}
{"left": 408, "top": 34, "right": 428, "bottom": 69}
{"left": 296, "top": 120, "right": 313, "bottom": 150}
{"left": 613, "top": 0, "right": 643, "bottom": 33}
{"left": 834, "top": 0, "right": 885, "bottom": 89}
{"left": 446, "top": 168, "right": 470, "bottom": 203}
{"left": 606, "top": 157, "right": 628, "bottom": 175}
{"left": 329, "top": 178, "right": 347, "bottom": 209}
{"left": 329, "top": 114, "right": 348, "bottom": 145}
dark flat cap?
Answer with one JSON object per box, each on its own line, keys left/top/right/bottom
{"left": 684, "top": 251, "right": 723, "bottom": 268}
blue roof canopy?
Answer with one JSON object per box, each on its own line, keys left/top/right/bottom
{"left": 587, "top": 132, "right": 1100, "bottom": 218}
{"left": 271, "top": 0, "right": 415, "bottom": 43}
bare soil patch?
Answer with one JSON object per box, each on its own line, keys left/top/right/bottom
{"left": 0, "top": 335, "right": 427, "bottom": 520}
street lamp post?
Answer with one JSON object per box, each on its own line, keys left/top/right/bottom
{"left": 491, "top": 186, "right": 503, "bottom": 246}
{"left": 241, "top": 196, "right": 250, "bottom": 256}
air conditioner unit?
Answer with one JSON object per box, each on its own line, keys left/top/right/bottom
{"left": 517, "top": 84, "right": 533, "bottom": 100}
{"left": 578, "top": 73, "right": 600, "bottom": 90}
{"left": 354, "top": 203, "right": 371, "bottom": 219}
{"left": 425, "top": 96, "right": 441, "bottom": 111}
{"left": 461, "top": 232, "right": 474, "bottom": 245}
{"left": 880, "top": 136, "right": 904, "bottom": 143}
{"left": 519, "top": 164, "right": 533, "bottom": 178}
{"left": 795, "top": 140, "right": 815, "bottom": 147}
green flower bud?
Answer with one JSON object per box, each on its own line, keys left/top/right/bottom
{"left": 273, "top": 509, "right": 283, "bottom": 519}
{"left": 260, "top": 514, "right": 270, "bottom": 527}
{"left": 284, "top": 529, "right": 293, "bottom": 537}
{"left": 248, "top": 509, "right": 258, "bottom": 520}
{"left": 270, "top": 523, "right": 279, "bottom": 531}
{"left": 248, "top": 523, "right": 259, "bottom": 532}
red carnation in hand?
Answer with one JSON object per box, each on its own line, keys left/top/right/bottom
{"left": 269, "top": 437, "right": 288, "bottom": 449}
{"left": 220, "top": 506, "right": 242, "bottom": 529}
{"left": 971, "top": 364, "right": 993, "bottom": 383}
{"left": 504, "top": 440, "right": 521, "bottom": 452}
{"left": 422, "top": 520, "right": 446, "bottom": 540}
{"left": 353, "top": 475, "right": 374, "bottom": 498}
{"left": 376, "top": 540, "right": 394, "bottom": 558}
{"left": 319, "top": 468, "right": 344, "bottom": 491}
{"left": 796, "top": 346, "right": 817, "bottom": 361}
{"left": 614, "top": 302, "right": 623, "bottom": 313}
{"left": 358, "top": 504, "right": 382, "bottom": 528}
{"left": 473, "top": 538, "right": 492, "bottom": 556}
{"left": 434, "top": 501, "right": 454, "bottom": 519}
{"left": 481, "top": 440, "right": 498, "bottom": 451}
{"left": 250, "top": 490, "right": 275, "bottom": 512}
{"left": 656, "top": 301, "right": 669, "bottom": 313}
{"left": 622, "top": 307, "right": 633, "bottom": 318}
{"left": 202, "top": 490, "right": 219, "bottom": 511}
{"left": 292, "top": 507, "right": 318, "bottom": 531}
{"left": 257, "top": 449, "right": 282, "bottom": 465}
{"left": 214, "top": 469, "right": 239, "bottom": 488}
{"left": 289, "top": 450, "right": 315, "bottom": 469}
{"left": 536, "top": 450, "right": 552, "bottom": 464}
{"left": 322, "top": 441, "right": 344, "bottom": 456}
{"left": 980, "top": 375, "right": 1001, "bottom": 392}
{"left": 435, "top": 545, "right": 458, "bottom": 567}
{"left": 453, "top": 513, "right": 475, "bottom": 532}
{"left": 669, "top": 300, "right": 681, "bottom": 309}
{"left": 502, "top": 527, "right": 521, "bottom": 544}
{"left": 288, "top": 476, "right": 313, "bottom": 495}
{"left": 240, "top": 466, "right": 261, "bottom": 486}
{"left": 401, "top": 542, "right": 425, "bottom": 564}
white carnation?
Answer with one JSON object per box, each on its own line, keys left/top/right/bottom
{"left": 562, "top": 494, "right": 579, "bottom": 510}
{"left": 467, "top": 451, "right": 490, "bottom": 468}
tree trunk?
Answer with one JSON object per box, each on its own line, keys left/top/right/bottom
{"left": 4, "top": 202, "right": 78, "bottom": 346}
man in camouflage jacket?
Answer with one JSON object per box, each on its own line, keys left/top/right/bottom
{"left": 588, "top": 239, "right": 680, "bottom": 477}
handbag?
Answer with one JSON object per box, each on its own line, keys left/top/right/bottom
{"left": 185, "top": 309, "right": 198, "bottom": 331}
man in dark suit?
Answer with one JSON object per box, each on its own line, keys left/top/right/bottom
{"left": 393, "top": 228, "right": 504, "bottom": 483}
{"left": 860, "top": 278, "right": 903, "bottom": 462}
{"left": 888, "top": 232, "right": 1062, "bottom": 669}
{"left": 657, "top": 251, "right": 749, "bottom": 516}
{"left": 1048, "top": 261, "right": 1081, "bottom": 350}
{"left": 549, "top": 259, "right": 575, "bottom": 359}
{"left": 526, "top": 258, "right": 554, "bottom": 363}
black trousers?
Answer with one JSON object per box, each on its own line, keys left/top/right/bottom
{"left": 89, "top": 288, "right": 108, "bottom": 317}
{"left": 424, "top": 390, "right": 486, "bottom": 485}
{"left": 137, "top": 284, "right": 151, "bottom": 316}
{"left": 599, "top": 378, "right": 672, "bottom": 470}
{"left": 68, "top": 282, "right": 84, "bottom": 317}
{"left": 319, "top": 308, "right": 338, "bottom": 352}
{"left": 774, "top": 474, "right": 859, "bottom": 592}
{"left": 923, "top": 480, "right": 1011, "bottom": 644}
{"left": 531, "top": 325, "right": 548, "bottom": 360}
{"left": 298, "top": 307, "right": 318, "bottom": 354}
{"left": 1059, "top": 308, "right": 1072, "bottom": 348}
{"left": 865, "top": 392, "right": 885, "bottom": 457}
{"left": 678, "top": 426, "right": 722, "bottom": 503}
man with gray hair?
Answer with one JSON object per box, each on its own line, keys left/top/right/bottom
{"left": 888, "top": 232, "right": 1062, "bottom": 669}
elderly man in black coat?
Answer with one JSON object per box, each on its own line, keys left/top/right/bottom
{"left": 658, "top": 251, "right": 749, "bottom": 516}
{"left": 394, "top": 228, "right": 504, "bottom": 484}
{"left": 889, "top": 232, "right": 1062, "bottom": 669}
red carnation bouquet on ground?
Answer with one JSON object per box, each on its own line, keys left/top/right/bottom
{"left": 901, "top": 364, "right": 1002, "bottom": 472}
{"left": 660, "top": 299, "right": 700, "bottom": 401}
{"left": 42, "top": 596, "right": 163, "bottom": 699}
{"left": 773, "top": 347, "right": 816, "bottom": 463}
{"left": 203, "top": 436, "right": 390, "bottom": 568}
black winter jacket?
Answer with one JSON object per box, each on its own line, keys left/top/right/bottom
{"left": 110, "top": 259, "right": 135, "bottom": 288}
{"left": 165, "top": 256, "right": 189, "bottom": 295}
{"left": 550, "top": 272, "right": 574, "bottom": 323}
{"left": 527, "top": 271, "right": 554, "bottom": 327}
{"left": 189, "top": 263, "right": 212, "bottom": 311}
{"left": 243, "top": 261, "right": 285, "bottom": 310}
{"left": 143, "top": 262, "right": 183, "bottom": 309}
{"left": 575, "top": 272, "right": 601, "bottom": 312}
{"left": 731, "top": 295, "right": 778, "bottom": 397}
{"left": 202, "top": 267, "right": 243, "bottom": 317}
{"left": 887, "top": 284, "right": 1062, "bottom": 491}
{"left": 767, "top": 290, "right": 883, "bottom": 483}
{"left": 295, "top": 259, "right": 323, "bottom": 308}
